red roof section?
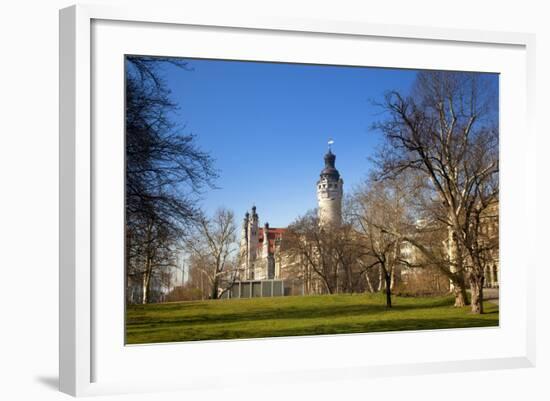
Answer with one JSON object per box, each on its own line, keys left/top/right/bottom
{"left": 258, "top": 227, "right": 286, "bottom": 253}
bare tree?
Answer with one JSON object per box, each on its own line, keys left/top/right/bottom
{"left": 125, "top": 56, "right": 218, "bottom": 304}
{"left": 183, "top": 208, "right": 238, "bottom": 299}
{"left": 351, "top": 177, "right": 415, "bottom": 308}
{"left": 283, "top": 210, "right": 366, "bottom": 294}
{"left": 282, "top": 211, "right": 338, "bottom": 294}
{"left": 126, "top": 56, "right": 217, "bottom": 227}
{"left": 126, "top": 208, "right": 182, "bottom": 304}
{"left": 373, "top": 71, "right": 499, "bottom": 312}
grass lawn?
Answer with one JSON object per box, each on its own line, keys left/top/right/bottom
{"left": 126, "top": 293, "right": 499, "bottom": 344}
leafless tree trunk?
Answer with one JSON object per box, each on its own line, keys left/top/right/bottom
{"left": 372, "top": 71, "right": 499, "bottom": 313}
{"left": 364, "top": 269, "right": 375, "bottom": 293}
{"left": 469, "top": 272, "right": 485, "bottom": 314}
{"left": 377, "top": 266, "right": 384, "bottom": 292}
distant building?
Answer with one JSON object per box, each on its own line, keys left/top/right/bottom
{"left": 479, "top": 199, "right": 499, "bottom": 288}
{"left": 238, "top": 145, "right": 344, "bottom": 282}
{"left": 239, "top": 206, "right": 285, "bottom": 280}
{"left": 400, "top": 201, "right": 499, "bottom": 290}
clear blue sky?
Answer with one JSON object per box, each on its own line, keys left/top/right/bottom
{"left": 160, "top": 58, "right": 418, "bottom": 227}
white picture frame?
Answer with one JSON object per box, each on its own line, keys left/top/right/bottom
{"left": 59, "top": 4, "right": 536, "bottom": 397}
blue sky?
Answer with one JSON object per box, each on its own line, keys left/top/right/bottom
{"left": 159, "top": 59, "right": 417, "bottom": 227}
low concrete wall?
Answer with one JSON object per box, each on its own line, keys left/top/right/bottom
{"left": 221, "top": 280, "right": 285, "bottom": 299}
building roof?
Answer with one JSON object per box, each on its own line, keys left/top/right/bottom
{"left": 320, "top": 149, "right": 340, "bottom": 180}
{"left": 258, "top": 227, "right": 286, "bottom": 253}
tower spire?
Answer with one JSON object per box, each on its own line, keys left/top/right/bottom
{"left": 317, "top": 140, "right": 343, "bottom": 227}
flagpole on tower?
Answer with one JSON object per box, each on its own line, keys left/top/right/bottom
{"left": 328, "top": 138, "right": 334, "bottom": 151}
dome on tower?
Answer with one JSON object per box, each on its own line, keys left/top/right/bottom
{"left": 320, "top": 149, "right": 340, "bottom": 180}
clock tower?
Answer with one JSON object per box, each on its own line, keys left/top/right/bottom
{"left": 316, "top": 141, "right": 343, "bottom": 227}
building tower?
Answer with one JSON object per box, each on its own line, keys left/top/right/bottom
{"left": 239, "top": 211, "right": 250, "bottom": 278}
{"left": 263, "top": 222, "right": 276, "bottom": 279}
{"left": 316, "top": 141, "right": 343, "bottom": 227}
{"left": 246, "top": 206, "right": 259, "bottom": 279}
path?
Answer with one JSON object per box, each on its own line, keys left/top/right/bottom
{"left": 483, "top": 288, "right": 499, "bottom": 305}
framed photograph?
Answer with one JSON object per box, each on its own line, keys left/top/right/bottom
{"left": 59, "top": 4, "right": 536, "bottom": 397}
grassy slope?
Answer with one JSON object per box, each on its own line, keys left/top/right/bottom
{"left": 126, "top": 293, "right": 499, "bottom": 344}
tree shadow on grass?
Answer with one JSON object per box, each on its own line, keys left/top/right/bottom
{"left": 262, "top": 317, "right": 499, "bottom": 338}
{"left": 128, "top": 315, "right": 499, "bottom": 343}
{"left": 127, "top": 297, "right": 461, "bottom": 328}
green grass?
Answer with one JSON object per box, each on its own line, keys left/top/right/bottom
{"left": 125, "top": 293, "right": 499, "bottom": 344}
